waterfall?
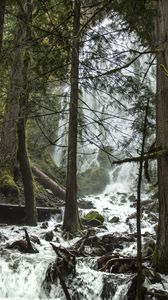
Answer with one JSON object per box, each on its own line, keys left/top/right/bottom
{"left": 0, "top": 16, "right": 157, "bottom": 300}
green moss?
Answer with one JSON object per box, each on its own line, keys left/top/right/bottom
{"left": 85, "top": 210, "right": 104, "bottom": 223}
{"left": 0, "top": 171, "right": 19, "bottom": 200}
{"left": 78, "top": 166, "right": 110, "bottom": 196}
{"left": 82, "top": 210, "right": 104, "bottom": 227}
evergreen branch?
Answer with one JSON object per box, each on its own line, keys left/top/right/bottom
{"left": 78, "top": 0, "right": 112, "bottom": 37}
{"left": 83, "top": 51, "right": 156, "bottom": 79}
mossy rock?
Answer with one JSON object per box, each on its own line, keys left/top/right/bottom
{"left": 0, "top": 172, "right": 19, "bottom": 200}
{"left": 82, "top": 210, "right": 104, "bottom": 227}
{"left": 78, "top": 166, "right": 110, "bottom": 196}
{"left": 85, "top": 218, "right": 102, "bottom": 227}
{"left": 109, "top": 216, "right": 120, "bottom": 223}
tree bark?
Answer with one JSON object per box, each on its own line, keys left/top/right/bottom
{"left": 0, "top": 5, "right": 23, "bottom": 171}
{"left": 63, "top": 0, "right": 81, "bottom": 233}
{"left": 156, "top": 0, "right": 168, "bottom": 273}
{"left": 17, "top": 0, "right": 37, "bottom": 226}
{"left": 32, "top": 165, "right": 66, "bottom": 200}
{"left": 0, "top": 0, "right": 6, "bottom": 53}
{"left": 136, "top": 99, "right": 149, "bottom": 300}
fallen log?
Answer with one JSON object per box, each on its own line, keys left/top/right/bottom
{"left": 31, "top": 165, "right": 66, "bottom": 200}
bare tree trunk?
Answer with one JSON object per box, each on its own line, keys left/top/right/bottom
{"left": 0, "top": 0, "right": 6, "bottom": 53}
{"left": 155, "top": 0, "right": 168, "bottom": 273}
{"left": 17, "top": 0, "right": 37, "bottom": 226}
{"left": 63, "top": 0, "right": 81, "bottom": 233}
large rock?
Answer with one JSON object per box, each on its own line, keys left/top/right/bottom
{"left": 82, "top": 210, "right": 104, "bottom": 227}
{"left": 78, "top": 199, "right": 95, "bottom": 209}
{"left": 109, "top": 216, "right": 120, "bottom": 223}
{"left": 85, "top": 210, "right": 104, "bottom": 223}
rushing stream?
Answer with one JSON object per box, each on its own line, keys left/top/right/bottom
{"left": 0, "top": 160, "right": 162, "bottom": 300}
{"left": 0, "top": 15, "right": 163, "bottom": 300}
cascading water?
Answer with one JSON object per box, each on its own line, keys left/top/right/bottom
{"left": 0, "top": 159, "right": 157, "bottom": 300}
{"left": 0, "top": 15, "right": 159, "bottom": 300}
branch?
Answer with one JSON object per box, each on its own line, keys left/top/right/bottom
{"left": 78, "top": 0, "right": 112, "bottom": 37}
{"left": 111, "top": 149, "right": 168, "bottom": 165}
{"left": 82, "top": 51, "right": 156, "bottom": 79}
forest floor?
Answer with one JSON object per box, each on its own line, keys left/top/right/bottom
{"left": 0, "top": 188, "right": 64, "bottom": 208}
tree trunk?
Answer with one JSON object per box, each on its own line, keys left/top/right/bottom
{"left": 136, "top": 99, "right": 149, "bottom": 299}
{"left": 0, "top": 5, "right": 24, "bottom": 171}
{"left": 156, "top": 0, "right": 168, "bottom": 273}
{"left": 0, "top": 0, "right": 6, "bottom": 53}
{"left": 32, "top": 165, "right": 66, "bottom": 200}
{"left": 63, "top": 0, "right": 81, "bottom": 233}
{"left": 17, "top": 0, "right": 37, "bottom": 226}
{"left": 17, "top": 118, "right": 37, "bottom": 226}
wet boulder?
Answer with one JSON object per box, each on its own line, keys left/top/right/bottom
{"left": 109, "top": 216, "right": 120, "bottom": 223}
{"left": 41, "top": 221, "right": 48, "bottom": 229}
{"left": 29, "top": 235, "right": 41, "bottom": 245}
{"left": 82, "top": 210, "right": 104, "bottom": 227}
{"left": 78, "top": 199, "right": 95, "bottom": 209}
{"left": 45, "top": 230, "right": 54, "bottom": 241}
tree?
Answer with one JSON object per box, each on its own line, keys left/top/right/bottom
{"left": 155, "top": 0, "right": 168, "bottom": 273}
{"left": 17, "top": 0, "right": 37, "bottom": 226}
{"left": 0, "top": 0, "right": 37, "bottom": 225}
{"left": 63, "top": 0, "right": 81, "bottom": 233}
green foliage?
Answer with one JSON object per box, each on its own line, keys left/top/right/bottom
{"left": 78, "top": 166, "right": 110, "bottom": 196}
{"left": 111, "top": 0, "right": 155, "bottom": 47}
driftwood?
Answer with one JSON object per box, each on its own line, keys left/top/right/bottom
{"left": 99, "top": 256, "right": 138, "bottom": 273}
{"left": 6, "top": 229, "right": 38, "bottom": 253}
{"left": 43, "top": 243, "right": 76, "bottom": 300}
{"left": 31, "top": 165, "right": 66, "bottom": 200}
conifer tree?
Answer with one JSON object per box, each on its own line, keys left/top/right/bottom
{"left": 63, "top": 0, "right": 81, "bottom": 233}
